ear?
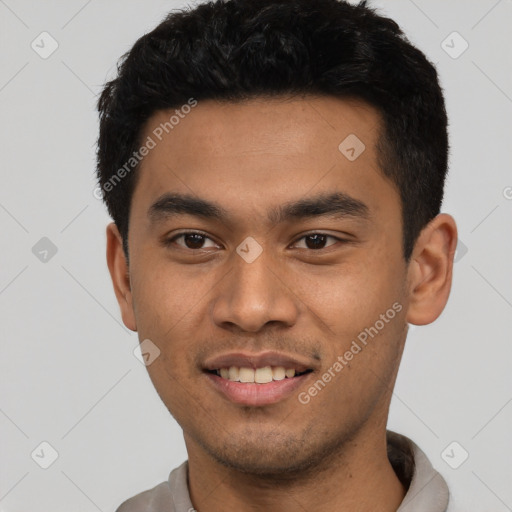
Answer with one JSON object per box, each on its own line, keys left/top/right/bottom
{"left": 406, "top": 213, "right": 458, "bottom": 325}
{"left": 106, "top": 222, "right": 137, "bottom": 331}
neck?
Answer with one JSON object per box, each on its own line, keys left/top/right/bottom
{"left": 186, "top": 425, "right": 406, "bottom": 512}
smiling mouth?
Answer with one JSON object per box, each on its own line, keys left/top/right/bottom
{"left": 206, "top": 366, "right": 313, "bottom": 384}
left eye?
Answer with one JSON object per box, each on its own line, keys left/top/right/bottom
{"left": 293, "top": 234, "right": 340, "bottom": 250}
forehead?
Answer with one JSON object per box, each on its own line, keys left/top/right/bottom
{"left": 143, "top": 95, "right": 380, "bottom": 160}
{"left": 131, "top": 95, "right": 397, "bottom": 224}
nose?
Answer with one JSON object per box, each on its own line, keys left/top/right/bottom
{"left": 212, "top": 247, "right": 300, "bottom": 333}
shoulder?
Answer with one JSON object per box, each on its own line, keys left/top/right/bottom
{"left": 389, "top": 431, "right": 450, "bottom": 512}
{"left": 116, "top": 481, "right": 172, "bottom": 512}
{"left": 115, "top": 461, "right": 189, "bottom": 512}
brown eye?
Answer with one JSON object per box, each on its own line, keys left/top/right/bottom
{"left": 167, "top": 232, "right": 219, "bottom": 250}
{"left": 294, "top": 233, "right": 340, "bottom": 250}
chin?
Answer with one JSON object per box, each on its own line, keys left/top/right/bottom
{"left": 213, "top": 450, "right": 321, "bottom": 479}
{"left": 200, "top": 427, "right": 344, "bottom": 480}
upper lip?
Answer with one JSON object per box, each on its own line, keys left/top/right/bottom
{"left": 202, "top": 351, "right": 317, "bottom": 373}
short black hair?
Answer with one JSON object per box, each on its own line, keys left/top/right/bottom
{"left": 96, "top": 0, "right": 449, "bottom": 261}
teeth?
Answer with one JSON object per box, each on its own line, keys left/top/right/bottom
{"left": 214, "top": 366, "right": 303, "bottom": 383}
{"left": 239, "top": 367, "right": 255, "bottom": 383}
{"left": 228, "top": 366, "right": 240, "bottom": 382}
{"left": 273, "top": 366, "right": 286, "bottom": 380}
{"left": 255, "top": 366, "right": 273, "bottom": 383}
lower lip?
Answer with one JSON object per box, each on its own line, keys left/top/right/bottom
{"left": 204, "top": 372, "right": 312, "bottom": 406}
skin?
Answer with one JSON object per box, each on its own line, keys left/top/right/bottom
{"left": 106, "top": 95, "right": 457, "bottom": 512}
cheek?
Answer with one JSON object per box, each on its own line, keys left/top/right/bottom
{"left": 144, "top": 357, "right": 200, "bottom": 432}
{"left": 308, "top": 299, "right": 407, "bottom": 428}
{"left": 129, "top": 256, "right": 222, "bottom": 370}
{"left": 130, "top": 256, "right": 208, "bottom": 338}
{"left": 294, "top": 258, "right": 403, "bottom": 338}
{"left": 134, "top": 266, "right": 204, "bottom": 411}
{"left": 293, "top": 254, "right": 407, "bottom": 405}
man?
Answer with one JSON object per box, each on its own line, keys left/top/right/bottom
{"left": 97, "top": 0, "right": 457, "bottom": 510}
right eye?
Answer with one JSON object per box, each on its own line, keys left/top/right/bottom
{"left": 164, "top": 231, "right": 220, "bottom": 251}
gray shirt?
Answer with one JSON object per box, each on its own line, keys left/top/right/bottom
{"left": 116, "top": 431, "right": 450, "bottom": 512}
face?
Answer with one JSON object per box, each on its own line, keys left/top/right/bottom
{"left": 119, "top": 96, "right": 413, "bottom": 475}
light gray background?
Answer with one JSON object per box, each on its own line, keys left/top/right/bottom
{"left": 1, "top": 0, "right": 511, "bottom": 511}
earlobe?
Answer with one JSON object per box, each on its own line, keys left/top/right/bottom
{"left": 406, "top": 214, "right": 458, "bottom": 326}
{"left": 106, "top": 223, "right": 138, "bottom": 331}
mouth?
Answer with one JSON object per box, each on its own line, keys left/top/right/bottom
{"left": 202, "top": 351, "right": 316, "bottom": 406}
{"left": 206, "top": 366, "right": 313, "bottom": 383}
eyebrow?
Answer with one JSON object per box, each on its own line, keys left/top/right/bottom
{"left": 148, "top": 191, "right": 370, "bottom": 226}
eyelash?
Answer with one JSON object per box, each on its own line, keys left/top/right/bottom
{"left": 164, "top": 230, "right": 347, "bottom": 251}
